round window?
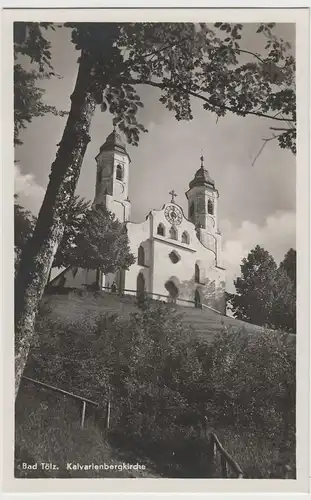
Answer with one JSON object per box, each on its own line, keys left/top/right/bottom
{"left": 169, "top": 251, "right": 180, "bottom": 264}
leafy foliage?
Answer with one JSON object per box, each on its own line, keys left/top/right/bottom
{"left": 228, "top": 245, "right": 296, "bottom": 332}
{"left": 14, "top": 22, "right": 54, "bottom": 70}
{"left": 14, "top": 195, "right": 36, "bottom": 269}
{"left": 14, "top": 195, "right": 36, "bottom": 250}
{"left": 280, "top": 248, "right": 296, "bottom": 285}
{"left": 15, "top": 22, "right": 295, "bottom": 149}
{"left": 228, "top": 245, "right": 278, "bottom": 325}
{"left": 209, "top": 326, "right": 295, "bottom": 432}
{"left": 52, "top": 195, "right": 91, "bottom": 268}
{"left": 270, "top": 268, "right": 295, "bottom": 333}
{"left": 14, "top": 64, "right": 67, "bottom": 146}
{"left": 62, "top": 22, "right": 295, "bottom": 151}
{"left": 53, "top": 202, "right": 135, "bottom": 273}
{"left": 14, "top": 22, "right": 67, "bottom": 146}
{"left": 15, "top": 195, "right": 134, "bottom": 275}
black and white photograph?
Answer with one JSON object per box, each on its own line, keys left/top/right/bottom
{"left": 1, "top": 6, "right": 310, "bottom": 496}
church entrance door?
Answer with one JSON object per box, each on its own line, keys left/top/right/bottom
{"left": 118, "top": 268, "right": 126, "bottom": 296}
{"left": 194, "top": 288, "right": 202, "bottom": 309}
{"left": 165, "top": 280, "right": 179, "bottom": 304}
{"left": 136, "top": 273, "right": 145, "bottom": 300}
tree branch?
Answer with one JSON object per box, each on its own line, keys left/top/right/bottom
{"left": 269, "top": 126, "right": 292, "bottom": 132}
{"left": 231, "top": 47, "right": 265, "bottom": 64}
{"left": 251, "top": 133, "right": 284, "bottom": 166}
{"left": 124, "top": 77, "right": 296, "bottom": 123}
{"left": 141, "top": 37, "right": 189, "bottom": 59}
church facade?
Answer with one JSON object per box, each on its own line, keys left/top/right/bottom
{"left": 50, "top": 130, "right": 226, "bottom": 314}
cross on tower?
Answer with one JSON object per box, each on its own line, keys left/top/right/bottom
{"left": 200, "top": 150, "right": 204, "bottom": 168}
{"left": 169, "top": 190, "right": 177, "bottom": 203}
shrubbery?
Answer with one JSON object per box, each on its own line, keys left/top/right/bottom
{"left": 19, "top": 296, "right": 296, "bottom": 478}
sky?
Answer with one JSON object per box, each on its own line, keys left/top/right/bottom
{"left": 14, "top": 23, "right": 296, "bottom": 293}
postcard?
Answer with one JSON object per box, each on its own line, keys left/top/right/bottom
{"left": 1, "top": 5, "right": 310, "bottom": 498}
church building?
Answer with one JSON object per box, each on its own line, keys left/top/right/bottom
{"left": 50, "top": 129, "right": 226, "bottom": 314}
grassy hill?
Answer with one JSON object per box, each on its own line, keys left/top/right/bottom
{"left": 41, "top": 289, "right": 263, "bottom": 340}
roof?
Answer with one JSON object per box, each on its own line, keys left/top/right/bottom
{"left": 189, "top": 155, "right": 216, "bottom": 189}
{"left": 99, "top": 129, "right": 129, "bottom": 158}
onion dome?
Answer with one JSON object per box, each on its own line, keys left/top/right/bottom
{"left": 189, "top": 154, "right": 215, "bottom": 189}
{"left": 100, "top": 128, "right": 128, "bottom": 156}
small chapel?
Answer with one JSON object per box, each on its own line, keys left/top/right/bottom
{"left": 50, "top": 129, "right": 226, "bottom": 314}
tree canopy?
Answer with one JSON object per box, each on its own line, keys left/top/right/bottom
{"left": 64, "top": 22, "right": 296, "bottom": 152}
{"left": 14, "top": 195, "right": 135, "bottom": 274}
{"left": 54, "top": 202, "right": 135, "bottom": 273}
{"left": 15, "top": 22, "right": 296, "bottom": 151}
{"left": 280, "top": 248, "right": 296, "bottom": 285}
{"left": 228, "top": 245, "right": 296, "bottom": 333}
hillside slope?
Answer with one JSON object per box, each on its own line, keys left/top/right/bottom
{"left": 42, "top": 290, "right": 263, "bottom": 341}
{"left": 16, "top": 290, "right": 295, "bottom": 479}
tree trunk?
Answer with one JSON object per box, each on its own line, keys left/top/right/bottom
{"left": 14, "top": 51, "right": 97, "bottom": 397}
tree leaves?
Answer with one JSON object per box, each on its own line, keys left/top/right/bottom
{"left": 16, "top": 22, "right": 296, "bottom": 153}
{"left": 14, "top": 23, "right": 68, "bottom": 146}
{"left": 14, "top": 195, "right": 37, "bottom": 267}
{"left": 280, "top": 248, "right": 296, "bottom": 285}
{"left": 14, "top": 195, "right": 135, "bottom": 276}
{"left": 115, "top": 22, "right": 295, "bottom": 152}
{"left": 14, "top": 22, "right": 54, "bottom": 71}
{"left": 228, "top": 245, "right": 296, "bottom": 333}
{"left": 53, "top": 200, "right": 135, "bottom": 273}
{"left": 14, "top": 64, "right": 68, "bottom": 146}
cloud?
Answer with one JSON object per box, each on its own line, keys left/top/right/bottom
{"left": 221, "top": 210, "right": 296, "bottom": 293}
{"left": 14, "top": 163, "right": 45, "bottom": 215}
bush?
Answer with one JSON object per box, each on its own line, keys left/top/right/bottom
{"left": 207, "top": 327, "right": 295, "bottom": 439}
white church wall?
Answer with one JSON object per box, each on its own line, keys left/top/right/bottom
{"left": 104, "top": 195, "right": 130, "bottom": 223}
{"left": 122, "top": 207, "right": 226, "bottom": 313}
{"left": 151, "top": 234, "right": 225, "bottom": 312}
{"left": 124, "top": 217, "right": 152, "bottom": 294}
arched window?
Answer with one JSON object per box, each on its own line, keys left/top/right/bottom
{"left": 189, "top": 202, "right": 195, "bottom": 218}
{"left": 169, "top": 226, "right": 178, "bottom": 240}
{"left": 157, "top": 223, "right": 165, "bottom": 236}
{"left": 97, "top": 169, "right": 102, "bottom": 184}
{"left": 195, "top": 263, "right": 200, "bottom": 284}
{"left": 208, "top": 199, "right": 214, "bottom": 215}
{"left": 116, "top": 164, "right": 123, "bottom": 181}
{"left": 138, "top": 245, "right": 145, "bottom": 266}
{"left": 181, "top": 231, "right": 190, "bottom": 244}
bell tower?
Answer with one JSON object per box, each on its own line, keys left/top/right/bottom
{"left": 94, "top": 129, "right": 131, "bottom": 223}
{"left": 186, "top": 154, "right": 222, "bottom": 264}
